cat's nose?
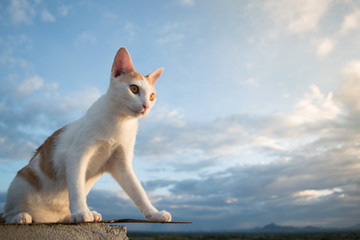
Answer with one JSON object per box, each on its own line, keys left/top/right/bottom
{"left": 143, "top": 104, "right": 150, "bottom": 110}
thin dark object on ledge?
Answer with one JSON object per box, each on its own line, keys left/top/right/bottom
{"left": 0, "top": 214, "right": 192, "bottom": 225}
{"left": 100, "top": 218, "right": 192, "bottom": 224}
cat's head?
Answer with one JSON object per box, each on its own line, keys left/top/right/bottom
{"left": 107, "top": 47, "right": 163, "bottom": 118}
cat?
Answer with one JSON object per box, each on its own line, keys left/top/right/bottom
{"left": 2, "top": 47, "right": 172, "bottom": 223}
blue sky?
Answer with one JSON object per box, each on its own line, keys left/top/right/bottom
{"left": 1, "top": 0, "right": 360, "bottom": 232}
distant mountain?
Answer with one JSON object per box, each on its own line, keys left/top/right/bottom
{"left": 301, "top": 226, "right": 323, "bottom": 232}
{"left": 258, "top": 223, "right": 297, "bottom": 233}
{"left": 348, "top": 223, "right": 360, "bottom": 230}
{"left": 255, "top": 223, "right": 360, "bottom": 233}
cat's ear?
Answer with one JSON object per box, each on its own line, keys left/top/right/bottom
{"left": 111, "top": 47, "right": 134, "bottom": 78}
{"left": 147, "top": 67, "right": 164, "bottom": 85}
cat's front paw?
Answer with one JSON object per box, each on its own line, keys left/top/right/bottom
{"left": 70, "top": 210, "right": 102, "bottom": 222}
{"left": 91, "top": 211, "right": 102, "bottom": 221}
{"left": 146, "top": 210, "right": 172, "bottom": 222}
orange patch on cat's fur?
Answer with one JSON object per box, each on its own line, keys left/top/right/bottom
{"left": 36, "top": 127, "right": 65, "bottom": 180}
{"left": 119, "top": 71, "right": 155, "bottom": 86}
{"left": 18, "top": 128, "right": 65, "bottom": 189}
{"left": 17, "top": 166, "right": 42, "bottom": 191}
{"left": 144, "top": 75, "right": 155, "bottom": 86}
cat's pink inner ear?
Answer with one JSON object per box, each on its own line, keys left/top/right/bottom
{"left": 147, "top": 67, "right": 164, "bottom": 85}
{"left": 111, "top": 47, "right": 134, "bottom": 78}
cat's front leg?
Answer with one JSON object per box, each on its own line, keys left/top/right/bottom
{"left": 109, "top": 161, "right": 171, "bottom": 222}
{"left": 66, "top": 147, "right": 102, "bottom": 222}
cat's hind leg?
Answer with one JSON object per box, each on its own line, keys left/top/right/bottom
{"left": 8, "top": 212, "right": 32, "bottom": 224}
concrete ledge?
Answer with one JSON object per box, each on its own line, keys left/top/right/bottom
{"left": 0, "top": 223, "right": 128, "bottom": 240}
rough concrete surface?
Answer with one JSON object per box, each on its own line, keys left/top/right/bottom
{"left": 0, "top": 223, "right": 128, "bottom": 240}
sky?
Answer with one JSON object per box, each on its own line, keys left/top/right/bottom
{"left": 1, "top": 0, "right": 360, "bottom": 232}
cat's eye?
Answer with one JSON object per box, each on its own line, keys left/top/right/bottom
{"left": 129, "top": 85, "right": 139, "bottom": 94}
{"left": 149, "top": 93, "right": 156, "bottom": 101}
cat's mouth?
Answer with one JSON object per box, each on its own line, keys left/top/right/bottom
{"left": 140, "top": 108, "right": 150, "bottom": 116}
{"left": 127, "top": 107, "right": 147, "bottom": 116}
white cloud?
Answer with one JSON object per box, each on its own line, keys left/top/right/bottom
{"left": 59, "top": 87, "right": 102, "bottom": 114}
{"left": 124, "top": 22, "right": 136, "bottom": 41}
{"left": 263, "top": 0, "right": 332, "bottom": 34}
{"left": 289, "top": 85, "right": 340, "bottom": 124}
{"left": 6, "top": 0, "right": 59, "bottom": 24}
{"left": 247, "top": 37, "right": 256, "bottom": 44}
{"left": 41, "top": 8, "right": 55, "bottom": 22}
{"left": 160, "top": 22, "right": 179, "bottom": 34}
{"left": 287, "top": 0, "right": 332, "bottom": 33}
{"left": 179, "top": 0, "right": 194, "bottom": 7}
{"left": 156, "top": 33, "right": 185, "bottom": 46}
{"left": 8, "top": 0, "right": 35, "bottom": 24}
{"left": 292, "top": 188, "right": 342, "bottom": 201}
{"left": 245, "top": 63, "right": 254, "bottom": 70}
{"left": 58, "top": 5, "right": 70, "bottom": 16}
{"left": 337, "top": 60, "right": 360, "bottom": 112}
{"left": 147, "top": 107, "right": 186, "bottom": 128}
{"left": 225, "top": 197, "right": 238, "bottom": 204}
{"left": 16, "top": 75, "right": 44, "bottom": 97}
{"left": 316, "top": 38, "right": 336, "bottom": 57}
{"left": 340, "top": 10, "right": 360, "bottom": 35}
{"left": 239, "top": 78, "right": 259, "bottom": 87}
{"left": 341, "top": 60, "right": 360, "bottom": 79}
{"left": 283, "top": 93, "right": 290, "bottom": 99}
{"left": 156, "top": 22, "right": 185, "bottom": 47}
{"left": 74, "top": 31, "right": 97, "bottom": 45}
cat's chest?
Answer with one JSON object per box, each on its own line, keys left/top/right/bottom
{"left": 99, "top": 118, "right": 138, "bottom": 141}
{"left": 108, "top": 130, "right": 137, "bottom": 155}
{"left": 89, "top": 120, "right": 137, "bottom": 160}
{"left": 86, "top": 141, "right": 128, "bottom": 179}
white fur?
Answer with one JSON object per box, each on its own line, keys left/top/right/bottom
{"left": 3, "top": 47, "right": 171, "bottom": 223}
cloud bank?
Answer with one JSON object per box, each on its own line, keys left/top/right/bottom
{"left": 0, "top": 74, "right": 100, "bottom": 161}
{"left": 131, "top": 60, "right": 360, "bottom": 229}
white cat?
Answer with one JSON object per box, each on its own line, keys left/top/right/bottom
{"left": 2, "top": 47, "right": 172, "bottom": 223}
